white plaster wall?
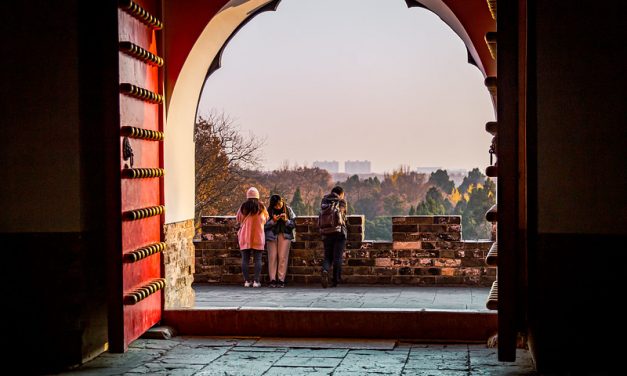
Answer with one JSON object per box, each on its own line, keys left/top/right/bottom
{"left": 164, "top": 0, "right": 275, "bottom": 224}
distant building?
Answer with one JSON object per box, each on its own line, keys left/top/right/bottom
{"left": 415, "top": 167, "right": 442, "bottom": 175}
{"left": 313, "top": 160, "right": 339, "bottom": 173}
{"left": 345, "top": 160, "right": 371, "bottom": 174}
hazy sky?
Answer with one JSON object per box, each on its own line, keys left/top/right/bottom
{"left": 198, "top": 0, "right": 495, "bottom": 173}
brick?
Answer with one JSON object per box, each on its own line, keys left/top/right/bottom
{"left": 462, "top": 258, "right": 486, "bottom": 267}
{"left": 392, "top": 232, "right": 407, "bottom": 241}
{"left": 348, "top": 266, "right": 371, "bottom": 275}
{"left": 439, "top": 250, "right": 456, "bottom": 258}
{"left": 294, "top": 217, "right": 317, "bottom": 225}
{"left": 227, "top": 265, "right": 242, "bottom": 274}
{"left": 402, "top": 233, "right": 425, "bottom": 241}
{"left": 399, "top": 267, "right": 413, "bottom": 275}
{"left": 347, "top": 225, "right": 363, "bottom": 234}
{"left": 436, "top": 259, "right": 462, "bottom": 267}
{"left": 306, "top": 241, "right": 323, "bottom": 249}
{"left": 347, "top": 215, "right": 364, "bottom": 225}
{"left": 418, "top": 224, "right": 450, "bottom": 233}
{"left": 288, "top": 266, "right": 318, "bottom": 275}
{"left": 373, "top": 267, "right": 396, "bottom": 276}
{"left": 347, "top": 259, "right": 375, "bottom": 266}
{"left": 393, "top": 259, "right": 409, "bottom": 267}
{"left": 392, "top": 216, "right": 434, "bottom": 224}
{"left": 420, "top": 241, "right": 438, "bottom": 250}
{"left": 395, "top": 250, "right": 413, "bottom": 258}
{"left": 435, "top": 276, "right": 465, "bottom": 285}
{"left": 201, "top": 225, "right": 232, "bottom": 234}
{"left": 481, "top": 275, "right": 497, "bottom": 285}
{"left": 220, "top": 274, "right": 244, "bottom": 284}
{"left": 424, "top": 267, "right": 441, "bottom": 276}
{"left": 369, "top": 250, "right": 393, "bottom": 258}
{"left": 393, "top": 241, "right": 421, "bottom": 250}
{"left": 225, "top": 257, "right": 242, "bottom": 266}
{"left": 391, "top": 276, "right": 435, "bottom": 285}
{"left": 372, "top": 242, "right": 393, "bottom": 249}
{"left": 346, "top": 241, "right": 365, "bottom": 249}
{"left": 418, "top": 233, "right": 438, "bottom": 241}
{"left": 433, "top": 216, "right": 461, "bottom": 224}
{"left": 418, "top": 258, "right": 433, "bottom": 266}
{"left": 195, "top": 240, "right": 226, "bottom": 249}
{"left": 437, "top": 241, "right": 464, "bottom": 250}
{"left": 462, "top": 275, "right": 480, "bottom": 285}
{"left": 296, "top": 233, "right": 321, "bottom": 241}
{"left": 291, "top": 241, "right": 307, "bottom": 250}
{"left": 295, "top": 225, "right": 310, "bottom": 233}
{"left": 345, "top": 275, "right": 391, "bottom": 284}
{"left": 201, "top": 216, "right": 237, "bottom": 225}
{"left": 440, "top": 268, "right": 456, "bottom": 276}
{"left": 225, "top": 241, "right": 239, "bottom": 250}
{"left": 437, "top": 232, "right": 462, "bottom": 241}
{"left": 393, "top": 224, "right": 418, "bottom": 232}
{"left": 348, "top": 233, "right": 364, "bottom": 242}
{"left": 414, "top": 250, "right": 439, "bottom": 258}
{"left": 459, "top": 268, "right": 482, "bottom": 276}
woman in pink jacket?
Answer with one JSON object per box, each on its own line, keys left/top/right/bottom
{"left": 236, "top": 187, "right": 268, "bottom": 287}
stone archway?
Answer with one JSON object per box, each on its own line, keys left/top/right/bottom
{"left": 161, "top": 0, "right": 496, "bottom": 309}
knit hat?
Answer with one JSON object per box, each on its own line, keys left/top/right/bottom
{"left": 246, "top": 187, "right": 260, "bottom": 199}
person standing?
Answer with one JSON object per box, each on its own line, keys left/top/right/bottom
{"left": 236, "top": 187, "right": 268, "bottom": 288}
{"left": 318, "top": 186, "right": 347, "bottom": 288}
{"left": 264, "top": 194, "right": 296, "bottom": 288}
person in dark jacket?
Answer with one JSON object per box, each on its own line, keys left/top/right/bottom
{"left": 264, "top": 194, "right": 296, "bottom": 288}
{"left": 319, "top": 186, "right": 347, "bottom": 288}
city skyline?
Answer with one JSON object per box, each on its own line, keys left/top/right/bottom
{"left": 199, "top": 0, "right": 495, "bottom": 173}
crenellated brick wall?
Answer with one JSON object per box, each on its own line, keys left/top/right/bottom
{"left": 194, "top": 215, "right": 495, "bottom": 286}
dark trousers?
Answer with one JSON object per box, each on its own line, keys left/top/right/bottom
{"left": 241, "top": 249, "right": 262, "bottom": 282}
{"left": 322, "top": 232, "right": 346, "bottom": 284}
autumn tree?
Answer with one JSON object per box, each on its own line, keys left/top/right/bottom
{"left": 289, "top": 187, "right": 307, "bottom": 215}
{"left": 415, "top": 187, "right": 448, "bottom": 215}
{"left": 194, "top": 111, "right": 264, "bottom": 223}
{"left": 428, "top": 169, "right": 455, "bottom": 194}
{"left": 458, "top": 167, "right": 486, "bottom": 194}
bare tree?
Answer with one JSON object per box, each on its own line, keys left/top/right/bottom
{"left": 195, "top": 111, "right": 264, "bottom": 225}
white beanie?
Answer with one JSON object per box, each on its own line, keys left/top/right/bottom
{"left": 246, "top": 187, "right": 260, "bottom": 199}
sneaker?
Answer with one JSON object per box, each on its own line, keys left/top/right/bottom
{"left": 253, "top": 281, "right": 261, "bottom": 288}
{"left": 321, "top": 270, "right": 329, "bottom": 288}
{"left": 269, "top": 280, "right": 276, "bottom": 288}
{"left": 277, "top": 280, "right": 285, "bottom": 288}
{"left": 244, "top": 281, "right": 252, "bottom": 287}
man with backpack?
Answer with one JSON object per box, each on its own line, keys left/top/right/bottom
{"left": 317, "top": 186, "right": 348, "bottom": 288}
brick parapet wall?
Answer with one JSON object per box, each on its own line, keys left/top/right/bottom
{"left": 195, "top": 215, "right": 495, "bottom": 286}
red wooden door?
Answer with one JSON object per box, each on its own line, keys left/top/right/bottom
{"left": 111, "top": 0, "right": 165, "bottom": 352}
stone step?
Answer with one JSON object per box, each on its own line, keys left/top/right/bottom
{"left": 163, "top": 308, "right": 497, "bottom": 342}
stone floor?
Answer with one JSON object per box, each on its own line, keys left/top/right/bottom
{"left": 193, "top": 285, "right": 491, "bottom": 311}
{"left": 51, "top": 337, "right": 536, "bottom": 375}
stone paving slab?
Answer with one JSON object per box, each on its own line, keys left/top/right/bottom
{"left": 254, "top": 338, "right": 396, "bottom": 350}
{"left": 193, "top": 285, "right": 490, "bottom": 311}
{"left": 52, "top": 337, "right": 536, "bottom": 376}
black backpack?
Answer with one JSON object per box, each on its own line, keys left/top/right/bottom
{"left": 318, "top": 200, "right": 344, "bottom": 234}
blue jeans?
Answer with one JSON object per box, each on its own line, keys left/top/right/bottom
{"left": 322, "top": 233, "right": 346, "bottom": 284}
{"left": 241, "top": 249, "right": 262, "bottom": 282}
